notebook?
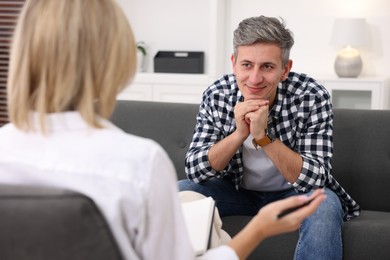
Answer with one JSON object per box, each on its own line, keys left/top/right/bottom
{"left": 181, "top": 196, "right": 215, "bottom": 256}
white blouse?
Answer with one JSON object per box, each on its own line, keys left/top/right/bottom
{"left": 0, "top": 112, "right": 236, "bottom": 260}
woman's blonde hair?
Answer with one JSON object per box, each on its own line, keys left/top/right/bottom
{"left": 7, "top": 0, "right": 137, "bottom": 132}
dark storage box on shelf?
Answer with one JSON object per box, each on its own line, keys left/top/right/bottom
{"left": 154, "top": 51, "right": 204, "bottom": 74}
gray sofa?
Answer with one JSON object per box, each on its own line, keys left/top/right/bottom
{"left": 1, "top": 100, "right": 389, "bottom": 259}
{"left": 111, "top": 100, "right": 390, "bottom": 260}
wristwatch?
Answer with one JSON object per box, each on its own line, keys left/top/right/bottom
{"left": 252, "top": 130, "right": 275, "bottom": 149}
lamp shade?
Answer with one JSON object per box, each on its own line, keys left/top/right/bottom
{"left": 330, "top": 18, "right": 369, "bottom": 47}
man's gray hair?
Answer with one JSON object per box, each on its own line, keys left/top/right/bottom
{"left": 233, "top": 15, "right": 294, "bottom": 66}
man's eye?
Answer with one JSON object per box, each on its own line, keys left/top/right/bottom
{"left": 242, "top": 63, "right": 251, "bottom": 68}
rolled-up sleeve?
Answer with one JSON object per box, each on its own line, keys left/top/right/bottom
{"left": 185, "top": 98, "right": 227, "bottom": 183}
{"left": 292, "top": 94, "right": 333, "bottom": 192}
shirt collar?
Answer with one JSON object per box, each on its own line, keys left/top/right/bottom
{"left": 29, "top": 111, "right": 112, "bottom": 133}
{"left": 269, "top": 81, "right": 285, "bottom": 120}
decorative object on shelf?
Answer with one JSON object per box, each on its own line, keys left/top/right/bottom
{"left": 330, "top": 18, "right": 369, "bottom": 78}
{"left": 136, "top": 41, "right": 147, "bottom": 72}
{"left": 154, "top": 51, "right": 204, "bottom": 74}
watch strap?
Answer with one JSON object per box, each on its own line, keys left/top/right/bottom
{"left": 252, "top": 132, "right": 275, "bottom": 149}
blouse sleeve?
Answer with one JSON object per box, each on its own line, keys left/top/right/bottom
{"left": 197, "top": 245, "right": 238, "bottom": 260}
{"left": 141, "top": 142, "right": 238, "bottom": 260}
{"left": 142, "top": 144, "right": 195, "bottom": 259}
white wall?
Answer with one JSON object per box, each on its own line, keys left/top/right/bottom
{"left": 116, "top": 0, "right": 211, "bottom": 74}
{"left": 225, "top": 0, "right": 390, "bottom": 78}
{"left": 117, "top": 0, "right": 390, "bottom": 79}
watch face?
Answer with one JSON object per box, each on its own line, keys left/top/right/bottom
{"left": 267, "top": 122, "right": 276, "bottom": 139}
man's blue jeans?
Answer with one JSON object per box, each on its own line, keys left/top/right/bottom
{"left": 178, "top": 178, "right": 344, "bottom": 260}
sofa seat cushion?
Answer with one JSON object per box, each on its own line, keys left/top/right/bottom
{"left": 343, "top": 210, "right": 390, "bottom": 259}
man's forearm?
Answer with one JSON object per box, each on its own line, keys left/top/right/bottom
{"left": 209, "top": 131, "right": 246, "bottom": 171}
{"left": 262, "top": 139, "right": 302, "bottom": 183}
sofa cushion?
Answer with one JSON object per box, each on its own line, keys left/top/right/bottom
{"left": 342, "top": 210, "right": 390, "bottom": 259}
{"left": 111, "top": 100, "right": 199, "bottom": 180}
{"left": 332, "top": 109, "right": 390, "bottom": 212}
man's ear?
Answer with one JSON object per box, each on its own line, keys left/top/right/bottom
{"left": 231, "top": 53, "right": 236, "bottom": 74}
{"left": 281, "top": 59, "right": 293, "bottom": 80}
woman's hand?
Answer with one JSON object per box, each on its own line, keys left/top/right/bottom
{"left": 253, "top": 189, "right": 326, "bottom": 238}
{"left": 228, "top": 189, "right": 326, "bottom": 260}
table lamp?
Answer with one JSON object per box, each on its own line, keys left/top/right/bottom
{"left": 330, "top": 18, "right": 369, "bottom": 78}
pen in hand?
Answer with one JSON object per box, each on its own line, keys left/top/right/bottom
{"left": 277, "top": 198, "right": 315, "bottom": 219}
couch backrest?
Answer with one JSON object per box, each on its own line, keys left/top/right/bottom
{"left": 111, "top": 100, "right": 198, "bottom": 180}
{"left": 111, "top": 101, "right": 390, "bottom": 212}
{"left": 332, "top": 109, "right": 390, "bottom": 212}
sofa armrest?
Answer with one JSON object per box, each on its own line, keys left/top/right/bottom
{"left": 0, "top": 184, "right": 122, "bottom": 260}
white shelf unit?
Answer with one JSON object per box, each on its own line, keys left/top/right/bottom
{"left": 120, "top": 76, "right": 390, "bottom": 107}
{"left": 320, "top": 77, "right": 390, "bottom": 110}
{"left": 117, "top": 72, "right": 212, "bottom": 104}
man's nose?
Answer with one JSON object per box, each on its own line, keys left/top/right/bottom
{"left": 248, "top": 68, "right": 263, "bottom": 85}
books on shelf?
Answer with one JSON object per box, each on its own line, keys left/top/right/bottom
{"left": 181, "top": 196, "right": 215, "bottom": 256}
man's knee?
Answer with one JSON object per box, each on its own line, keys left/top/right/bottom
{"left": 178, "top": 179, "right": 197, "bottom": 191}
{"left": 178, "top": 178, "right": 228, "bottom": 198}
{"left": 311, "top": 188, "right": 344, "bottom": 225}
{"left": 178, "top": 179, "right": 210, "bottom": 194}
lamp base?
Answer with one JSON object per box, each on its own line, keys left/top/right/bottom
{"left": 334, "top": 47, "right": 362, "bottom": 78}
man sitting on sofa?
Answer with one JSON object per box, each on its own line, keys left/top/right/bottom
{"left": 179, "top": 15, "right": 360, "bottom": 259}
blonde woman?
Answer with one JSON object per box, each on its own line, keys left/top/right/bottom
{"left": 0, "top": 0, "right": 325, "bottom": 259}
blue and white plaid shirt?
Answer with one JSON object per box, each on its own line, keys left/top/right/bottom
{"left": 185, "top": 72, "right": 360, "bottom": 220}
